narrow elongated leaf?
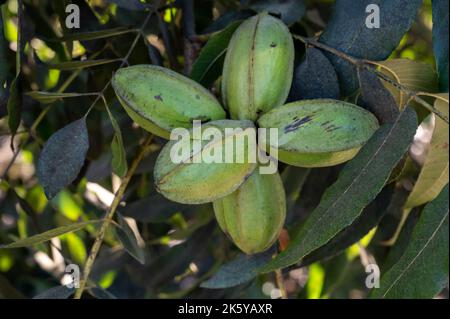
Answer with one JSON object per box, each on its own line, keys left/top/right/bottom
{"left": 300, "top": 184, "right": 394, "bottom": 266}
{"left": 106, "top": 0, "right": 151, "bottom": 11}
{"left": 37, "top": 118, "right": 89, "bottom": 199}
{"left": 7, "top": 74, "right": 22, "bottom": 140}
{"left": 121, "top": 193, "right": 187, "bottom": 223}
{"left": 289, "top": 48, "right": 340, "bottom": 101}
{"left": 405, "top": 95, "right": 449, "bottom": 208}
{"left": 114, "top": 213, "right": 145, "bottom": 265}
{"left": 88, "top": 287, "right": 118, "bottom": 299}
{"left": 191, "top": 21, "right": 241, "bottom": 87}
{"left": 33, "top": 286, "right": 74, "bottom": 299}
{"left": 378, "top": 59, "right": 439, "bottom": 108}
{"left": 249, "top": 0, "right": 305, "bottom": 25}
{"left": 261, "top": 108, "right": 418, "bottom": 272}
{"left": 44, "top": 27, "right": 134, "bottom": 42}
{"left": 44, "top": 59, "right": 121, "bottom": 70}
{"left": 27, "top": 91, "right": 95, "bottom": 104}
{"left": 201, "top": 247, "right": 275, "bottom": 289}
{"left": 106, "top": 107, "right": 127, "bottom": 177}
{"left": 358, "top": 67, "right": 399, "bottom": 124}
{"left": 432, "top": 0, "right": 449, "bottom": 92}
{"left": 201, "top": 10, "right": 254, "bottom": 34}
{"left": 319, "top": 0, "right": 422, "bottom": 95}
{"left": 372, "top": 185, "right": 449, "bottom": 298}
{"left": 0, "top": 220, "right": 101, "bottom": 248}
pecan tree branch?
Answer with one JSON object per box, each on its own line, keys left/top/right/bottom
{"left": 293, "top": 34, "right": 449, "bottom": 124}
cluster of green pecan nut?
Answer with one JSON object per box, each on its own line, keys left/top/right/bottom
{"left": 112, "top": 13, "right": 379, "bottom": 254}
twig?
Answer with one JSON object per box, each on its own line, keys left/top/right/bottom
{"left": 181, "top": 0, "right": 200, "bottom": 75}
{"left": 274, "top": 268, "right": 288, "bottom": 299}
{"left": 74, "top": 134, "right": 153, "bottom": 299}
{"left": 292, "top": 35, "right": 449, "bottom": 124}
{"left": 84, "top": 12, "right": 154, "bottom": 117}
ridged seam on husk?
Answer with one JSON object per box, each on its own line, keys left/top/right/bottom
{"left": 155, "top": 121, "right": 256, "bottom": 186}
{"left": 214, "top": 170, "right": 286, "bottom": 254}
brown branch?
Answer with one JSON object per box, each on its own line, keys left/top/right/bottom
{"left": 73, "top": 134, "right": 153, "bottom": 299}
{"left": 292, "top": 35, "right": 449, "bottom": 124}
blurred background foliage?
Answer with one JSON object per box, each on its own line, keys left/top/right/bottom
{"left": 0, "top": 0, "right": 448, "bottom": 299}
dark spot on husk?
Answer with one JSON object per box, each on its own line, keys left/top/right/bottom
{"left": 284, "top": 115, "right": 314, "bottom": 133}
{"left": 270, "top": 42, "right": 277, "bottom": 48}
{"left": 154, "top": 95, "right": 163, "bottom": 101}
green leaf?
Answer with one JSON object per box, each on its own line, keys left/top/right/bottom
{"left": 26, "top": 91, "right": 96, "bottom": 104}
{"left": 300, "top": 184, "right": 394, "bottom": 266}
{"left": 405, "top": 94, "right": 449, "bottom": 208}
{"left": 37, "top": 118, "right": 89, "bottom": 199}
{"left": 114, "top": 213, "right": 145, "bottom": 265}
{"left": 289, "top": 47, "right": 340, "bottom": 101}
{"left": 106, "top": 107, "right": 127, "bottom": 177}
{"left": 358, "top": 67, "right": 399, "bottom": 124}
{"left": 432, "top": 0, "right": 449, "bottom": 92}
{"left": 201, "top": 247, "right": 275, "bottom": 289}
{"left": 107, "top": 0, "right": 150, "bottom": 11}
{"left": 371, "top": 185, "right": 449, "bottom": 298}
{"left": 378, "top": 59, "right": 439, "bottom": 108}
{"left": 43, "top": 58, "right": 121, "bottom": 71}
{"left": 7, "top": 74, "right": 22, "bottom": 140}
{"left": 43, "top": 27, "right": 134, "bottom": 42}
{"left": 33, "top": 286, "right": 75, "bottom": 299}
{"left": 261, "top": 108, "right": 418, "bottom": 272}
{"left": 249, "top": 0, "right": 305, "bottom": 25}
{"left": 0, "top": 220, "right": 102, "bottom": 249}
{"left": 121, "top": 193, "right": 187, "bottom": 223}
{"left": 319, "top": 0, "right": 422, "bottom": 95}
{"left": 190, "top": 21, "right": 241, "bottom": 87}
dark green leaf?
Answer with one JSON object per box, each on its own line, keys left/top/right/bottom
{"left": 289, "top": 47, "right": 340, "bottom": 101}
{"left": 37, "top": 118, "right": 89, "bottom": 199}
{"left": 121, "top": 193, "right": 187, "bottom": 223}
{"left": 7, "top": 74, "right": 22, "bottom": 140}
{"left": 371, "top": 185, "right": 449, "bottom": 298}
{"left": 106, "top": 107, "right": 127, "bottom": 177}
{"left": 88, "top": 287, "right": 118, "bottom": 299}
{"left": 249, "top": 0, "right": 305, "bottom": 25}
{"left": 300, "top": 184, "right": 394, "bottom": 266}
{"left": 432, "top": 0, "right": 449, "bottom": 92}
{"left": 191, "top": 21, "right": 241, "bottom": 87}
{"left": 106, "top": 0, "right": 151, "bottom": 11}
{"left": 24, "top": 2, "right": 70, "bottom": 61}
{"left": 27, "top": 91, "right": 95, "bottom": 104}
{"left": 33, "top": 286, "right": 74, "bottom": 299}
{"left": 42, "top": 59, "right": 122, "bottom": 71}
{"left": 261, "top": 108, "right": 418, "bottom": 272}
{"left": 43, "top": 27, "right": 134, "bottom": 42}
{"left": 319, "top": 0, "right": 422, "bottom": 95}
{"left": 0, "top": 220, "right": 102, "bottom": 248}
{"left": 201, "top": 10, "right": 253, "bottom": 34}
{"left": 201, "top": 247, "right": 275, "bottom": 289}
{"left": 114, "top": 213, "right": 145, "bottom": 265}
{"left": 358, "top": 67, "right": 399, "bottom": 124}
{"left": 0, "top": 274, "right": 25, "bottom": 298}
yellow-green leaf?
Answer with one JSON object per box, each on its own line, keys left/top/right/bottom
{"left": 0, "top": 220, "right": 102, "bottom": 249}
{"left": 405, "top": 94, "right": 449, "bottom": 208}
{"left": 377, "top": 59, "right": 439, "bottom": 108}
